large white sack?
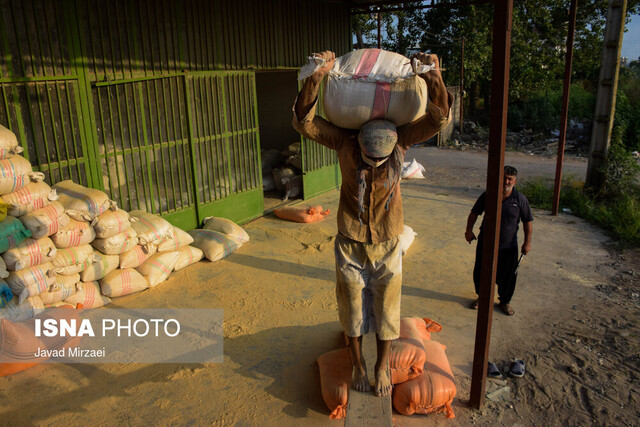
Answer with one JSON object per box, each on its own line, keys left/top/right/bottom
{"left": 6, "top": 262, "right": 56, "bottom": 303}
{"left": 136, "top": 251, "right": 179, "bottom": 287}
{"left": 202, "top": 216, "right": 249, "bottom": 244}
{"left": 50, "top": 218, "right": 96, "bottom": 248}
{"left": 0, "top": 155, "right": 44, "bottom": 195}
{"left": 64, "top": 281, "right": 111, "bottom": 309}
{"left": 99, "top": 268, "right": 148, "bottom": 297}
{"left": 93, "top": 209, "right": 132, "bottom": 239}
{"left": 173, "top": 245, "right": 204, "bottom": 271}
{"left": 400, "top": 225, "right": 417, "bottom": 256}
{"left": 52, "top": 180, "right": 117, "bottom": 222}
{"left": 322, "top": 49, "right": 430, "bottom": 130}
{"left": 91, "top": 227, "right": 138, "bottom": 255}
{"left": 80, "top": 251, "right": 119, "bottom": 282}
{"left": 4, "top": 181, "right": 58, "bottom": 217}
{"left": 51, "top": 244, "right": 96, "bottom": 275}
{"left": 157, "top": 226, "right": 194, "bottom": 252}
{"left": 39, "top": 274, "right": 80, "bottom": 305}
{"left": 128, "top": 210, "right": 174, "bottom": 248}
{"left": 401, "top": 159, "right": 426, "bottom": 179}
{"left": 188, "top": 229, "right": 242, "bottom": 262}
{"left": 19, "top": 201, "right": 70, "bottom": 239}
{"left": 2, "top": 237, "right": 57, "bottom": 271}
{"left": 0, "top": 124, "right": 24, "bottom": 159}
{"left": 119, "top": 244, "right": 157, "bottom": 269}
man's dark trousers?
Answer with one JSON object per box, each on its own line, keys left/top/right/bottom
{"left": 473, "top": 233, "right": 519, "bottom": 304}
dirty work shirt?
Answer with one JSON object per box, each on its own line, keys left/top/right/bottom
{"left": 471, "top": 189, "right": 533, "bottom": 248}
{"left": 292, "top": 92, "right": 453, "bottom": 244}
{"left": 335, "top": 233, "right": 402, "bottom": 340}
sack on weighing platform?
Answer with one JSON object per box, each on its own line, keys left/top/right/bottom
{"left": 91, "top": 227, "right": 138, "bottom": 255}
{"left": 52, "top": 244, "right": 96, "bottom": 276}
{"left": 136, "top": 251, "right": 179, "bottom": 287}
{"left": 0, "top": 155, "right": 44, "bottom": 195}
{"left": 2, "top": 237, "right": 57, "bottom": 271}
{"left": 7, "top": 262, "right": 56, "bottom": 303}
{"left": 202, "top": 216, "right": 249, "bottom": 244}
{"left": 4, "top": 181, "right": 57, "bottom": 217}
{"left": 157, "top": 226, "right": 194, "bottom": 252}
{"left": 80, "top": 251, "right": 119, "bottom": 282}
{"left": 0, "top": 124, "right": 24, "bottom": 159}
{"left": 399, "top": 225, "right": 417, "bottom": 256}
{"left": 119, "top": 243, "right": 157, "bottom": 269}
{"left": 93, "top": 209, "right": 132, "bottom": 239}
{"left": 0, "top": 295, "right": 44, "bottom": 322}
{"left": 392, "top": 339, "right": 457, "bottom": 419}
{"left": 50, "top": 218, "right": 96, "bottom": 248}
{"left": 39, "top": 274, "right": 80, "bottom": 305}
{"left": 99, "top": 268, "right": 148, "bottom": 297}
{"left": 0, "top": 216, "right": 31, "bottom": 253}
{"left": 19, "top": 201, "right": 70, "bottom": 239}
{"left": 173, "top": 245, "right": 204, "bottom": 271}
{"left": 128, "top": 210, "right": 174, "bottom": 248}
{"left": 401, "top": 158, "right": 426, "bottom": 179}
{"left": 64, "top": 281, "right": 111, "bottom": 308}
{"left": 320, "top": 49, "right": 430, "bottom": 130}
{"left": 188, "top": 229, "right": 241, "bottom": 262}
{"left": 317, "top": 348, "right": 351, "bottom": 420}
{"left": 274, "top": 205, "right": 330, "bottom": 223}
{"left": 53, "top": 180, "right": 117, "bottom": 222}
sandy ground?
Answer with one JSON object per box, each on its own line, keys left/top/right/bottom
{"left": 1, "top": 147, "right": 639, "bottom": 426}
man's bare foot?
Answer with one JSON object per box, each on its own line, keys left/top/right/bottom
{"left": 351, "top": 362, "right": 371, "bottom": 392}
{"left": 374, "top": 365, "right": 391, "bottom": 397}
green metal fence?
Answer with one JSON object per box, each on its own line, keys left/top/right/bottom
{"left": 0, "top": 0, "right": 350, "bottom": 228}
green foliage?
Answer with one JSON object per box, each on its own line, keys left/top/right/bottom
{"left": 614, "top": 67, "right": 640, "bottom": 151}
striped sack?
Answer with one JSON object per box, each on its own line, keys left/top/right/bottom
{"left": 136, "top": 251, "right": 179, "bottom": 287}
{"left": 6, "top": 262, "right": 56, "bottom": 303}
{"left": 119, "top": 243, "right": 157, "bottom": 269}
{"left": 1, "top": 237, "right": 57, "bottom": 271}
{"left": 188, "top": 229, "right": 241, "bottom": 262}
{"left": 51, "top": 244, "right": 96, "bottom": 275}
{"left": 50, "top": 219, "right": 96, "bottom": 249}
{"left": 91, "top": 227, "right": 138, "bottom": 255}
{"left": 0, "top": 124, "right": 24, "bottom": 160}
{"left": 19, "top": 201, "right": 70, "bottom": 239}
{"left": 93, "top": 209, "right": 132, "bottom": 239}
{"left": 99, "top": 268, "right": 148, "bottom": 297}
{"left": 173, "top": 245, "right": 204, "bottom": 271}
{"left": 4, "top": 181, "right": 58, "bottom": 217}
{"left": 0, "top": 155, "right": 44, "bottom": 195}
{"left": 53, "top": 180, "right": 117, "bottom": 222}
{"left": 39, "top": 274, "right": 81, "bottom": 305}
{"left": 128, "top": 210, "right": 174, "bottom": 248}
{"left": 0, "top": 295, "right": 44, "bottom": 322}
{"left": 64, "top": 280, "right": 111, "bottom": 308}
{"left": 80, "top": 251, "right": 120, "bottom": 282}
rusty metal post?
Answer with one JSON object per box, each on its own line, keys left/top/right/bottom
{"left": 460, "top": 37, "right": 464, "bottom": 135}
{"left": 552, "top": 0, "right": 579, "bottom": 215}
{"left": 469, "top": 0, "right": 513, "bottom": 409}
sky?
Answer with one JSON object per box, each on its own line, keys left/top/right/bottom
{"left": 622, "top": 13, "right": 640, "bottom": 61}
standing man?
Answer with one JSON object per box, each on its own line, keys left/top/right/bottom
{"left": 465, "top": 165, "right": 533, "bottom": 316}
{"left": 292, "top": 50, "right": 452, "bottom": 397}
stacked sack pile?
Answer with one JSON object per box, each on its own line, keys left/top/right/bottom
{"left": 316, "top": 317, "right": 457, "bottom": 420}
{"left": 0, "top": 124, "right": 249, "bottom": 322}
{"left": 261, "top": 142, "right": 303, "bottom": 202}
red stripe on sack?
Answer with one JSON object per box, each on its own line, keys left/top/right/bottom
{"left": 86, "top": 282, "right": 95, "bottom": 308}
{"left": 354, "top": 49, "right": 381, "bottom": 79}
{"left": 122, "top": 270, "right": 131, "bottom": 295}
{"left": 372, "top": 81, "right": 391, "bottom": 120}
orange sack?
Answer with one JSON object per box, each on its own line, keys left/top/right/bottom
{"left": 389, "top": 317, "right": 429, "bottom": 384}
{"left": 317, "top": 347, "right": 351, "bottom": 420}
{"left": 392, "top": 339, "right": 457, "bottom": 419}
{"left": 0, "top": 306, "right": 82, "bottom": 377}
{"left": 274, "top": 205, "right": 330, "bottom": 223}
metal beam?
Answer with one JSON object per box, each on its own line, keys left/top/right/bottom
{"left": 469, "top": 0, "right": 513, "bottom": 409}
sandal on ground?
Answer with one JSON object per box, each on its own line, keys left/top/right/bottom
{"left": 488, "top": 362, "right": 502, "bottom": 379}
{"left": 509, "top": 359, "right": 525, "bottom": 377}
{"left": 469, "top": 298, "right": 479, "bottom": 310}
{"left": 499, "top": 303, "right": 515, "bottom": 316}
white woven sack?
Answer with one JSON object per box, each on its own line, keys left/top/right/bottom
{"left": 173, "top": 245, "right": 204, "bottom": 271}
{"left": 399, "top": 225, "right": 417, "bottom": 256}
{"left": 119, "top": 243, "right": 157, "bottom": 269}
{"left": 80, "top": 251, "right": 119, "bottom": 282}
{"left": 0, "top": 257, "right": 8, "bottom": 279}
{"left": 128, "top": 210, "right": 174, "bottom": 248}
{"left": 401, "top": 159, "right": 426, "bottom": 179}
{"left": 188, "top": 229, "right": 241, "bottom": 262}
{"left": 0, "top": 124, "right": 24, "bottom": 159}
{"left": 157, "top": 226, "right": 194, "bottom": 252}
{"left": 50, "top": 218, "right": 96, "bottom": 249}
{"left": 39, "top": 274, "right": 80, "bottom": 305}
{"left": 19, "top": 201, "right": 70, "bottom": 239}
{"left": 0, "top": 295, "right": 44, "bottom": 321}
{"left": 321, "top": 49, "right": 430, "bottom": 130}
{"left": 51, "top": 244, "right": 96, "bottom": 276}
{"left": 99, "top": 268, "right": 149, "bottom": 297}
{"left": 6, "top": 262, "right": 56, "bottom": 303}
{"left": 2, "top": 237, "right": 57, "bottom": 271}
{"left": 53, "top": 180, "right": 117, "bottom": 222}
{"left": 4, "top": 181, "right": 58, "bottom": 217}
{"left": 136, "top": 251, "right": 179, "bottom": 287}
{"left": 202, "top": 216, "right": 250, "bottom": 244}
{"left": 0, "top": 155, "right": 44, "bottom": 195}
{"left": 93, "top": 209, "right": 132, "bottom": 239}
{"left": 64, "top": 281, "right": 111, "bottom": 309}
{"left": 91, "top": 227, "right": 138, "bottom": 255}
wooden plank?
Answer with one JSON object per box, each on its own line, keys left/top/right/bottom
{"left": 344, "top": 333, "right": 392, "bottom": 427}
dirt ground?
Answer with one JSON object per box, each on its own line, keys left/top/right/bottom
{"left": 1, "top": 146, "right": 639, "bottom": 426}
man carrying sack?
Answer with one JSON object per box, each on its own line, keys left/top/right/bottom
{"left": 292, "top": 49, "right": 453, "bottom": 397}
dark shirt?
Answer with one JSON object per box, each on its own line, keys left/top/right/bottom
{"left": 472, "top": 188, "right": 533, "bottom": 249}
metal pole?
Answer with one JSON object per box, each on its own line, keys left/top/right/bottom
{"left": 377, "top": 8, "right": 382, "bottom": 48}
{"left": 469, "top": 0, "right": 513, "bottom": 409}
{"left": 460, "top": 37, "right": 465, "bottom": 135}
{"left": 552, "top": 0, "right": 578, "bottom": 215}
